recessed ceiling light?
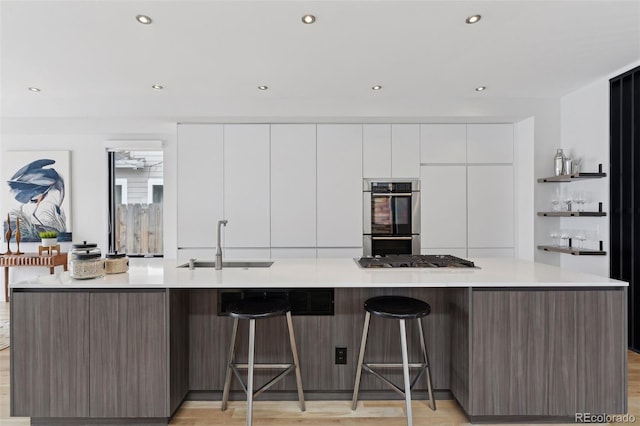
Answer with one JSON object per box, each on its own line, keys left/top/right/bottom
{"left": 475, "top": 86, "right": 486, "bottom": 92}
{"left": 28, "top": 87, "right": 41, "bottom": 92}
{"left": 258, "top": 85, "right": 268, "bottom": 90}
{"left": 152, "top": 84, "right": 163, "bottom": 90}
{"left": 136, "top": 15, "right": 152, "bottom": 25}
{"left": 466, "top": 14, "right": 481, "bottom": 24}
{"left": 372, "top": 85, "right": 382, "bottom": 91}
{"left": 302, "top": 14, "right": 316, "bottom": 24}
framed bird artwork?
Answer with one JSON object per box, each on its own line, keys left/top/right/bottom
{"left": 2, "top": 151, "right": 72, "bottom": 243}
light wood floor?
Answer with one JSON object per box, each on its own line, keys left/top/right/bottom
{"left": 1, "top": 301, "right": 639, "bottom": 425}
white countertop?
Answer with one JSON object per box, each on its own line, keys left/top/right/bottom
{"left": 10, "top": 257, "right": 628, "bottom": 289}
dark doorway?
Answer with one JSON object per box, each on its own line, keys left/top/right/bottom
{"left": 610, "top": 65, "right": 640, "bottom": 351}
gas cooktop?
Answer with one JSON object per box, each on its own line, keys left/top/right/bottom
{"left": 356, "top": 254, "right": 476, "bottom": 268}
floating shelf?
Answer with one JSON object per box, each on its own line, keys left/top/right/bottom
{"left": 538, "top": 202, "right": 605, "bottom": 217}
{"left": 537, "top": 211, "right": 606, "bottom": 217}
{"left": 537, "top": 240, "right": 606, "bottom": 256}
{"left": 537, "top": 164, "right": 606, "bottom": 182}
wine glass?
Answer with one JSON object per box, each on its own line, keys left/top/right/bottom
{"left": 573, "top": 229, "right": 586, "bottom": 249}
{"left": 560, "top": 229, "right": 571, "bottom": 247}
{"left": 551, "top": 187, "right": 561, "bottom": 212}
{"left": 574, "top": 190, "right": 585, "bottom": 212}
{"left": 563, "top": 192, "right": 573, "bottom": 212}
{"left": 573, "top": 157, "right": 582, "bottom": 174}
{"left": 550, "top": 230, "right": 560, "bottom": 246}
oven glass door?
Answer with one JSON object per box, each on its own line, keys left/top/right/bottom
{"left": 371, "top": 194, "right": 412, "bottom": 235}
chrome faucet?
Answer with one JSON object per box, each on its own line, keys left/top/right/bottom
{"left": 215, "top": 219, "right": 228, "bottom": 270}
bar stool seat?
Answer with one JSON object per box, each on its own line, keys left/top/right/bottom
{"left": 352, "top": 295, "right": 436, "bottom": 426}
{"left": 221, "top": 298, "right": 305, "bottom": 426}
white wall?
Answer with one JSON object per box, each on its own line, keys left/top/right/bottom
{"left": 515, "top": 117, "right": 535, "bottom": 261}
{"left": 557, "top": 59, "right": 640, "bottom": 277}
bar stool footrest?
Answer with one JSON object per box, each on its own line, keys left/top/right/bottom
{"left": 363, "top": 362, "right": 428, "bottom": 398}
{"left": 230, "top": 363, "right": 297, "bottom": 399}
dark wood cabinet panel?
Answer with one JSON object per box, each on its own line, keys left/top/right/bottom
{"left": 546, "top": 292, "right": 577, "bottom": 416}
{"left": 449, "top": 288, "right": 470, "bottom": 411}
{"left": 470, "top": 291, "right": 578, "bottom": 416}
{"left": 576, "top": 289, "right": 627, "bottom": 414}
{"left": 169, "top": 289, "right": 190, "bottom": 415}
{"left": 89, "top": 291, "right": 167, "bottom": 417}
{"left": 470, "top": 289, "right": 625, "bottom": 418}
{"left": 11, "top": 292, "right": 90, "bottom": 417}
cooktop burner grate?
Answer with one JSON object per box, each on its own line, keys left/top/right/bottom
{"left": 356, "top": 254, "right": 476, "bottom": 268}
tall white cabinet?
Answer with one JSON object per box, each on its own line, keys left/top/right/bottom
{"left": 316, "top": 124, "right": 363, "bottom": 250}
{"left": 223, "top": 124, "right": 271, "bottom": 249}
{"left": 176, "top": 124, "right": 224, "bottom": 250}
{"left": 419, "top": 123, "right": 515, "bottom": 258}
{"left": 466, "top": 124, "right": 514, "bottom": 257}
{"left": 270, "top": 124, "right": 317, "bottom": 249}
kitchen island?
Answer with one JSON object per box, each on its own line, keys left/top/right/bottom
{"left": 10, "top": 258, "right": 627, "bottom": 425}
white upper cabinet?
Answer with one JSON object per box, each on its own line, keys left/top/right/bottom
{"left": 467, "top": 165, "right": 514, "bottom": 249}
{"left": 363, "top": 124, "right": 391, "bottom": 178}
{"left": 391, "top": 124, "right": 420, "bottom": 178}
{"left": 223, "top": 124, "right": 270, "bottom": 248}
{"left": 177, "top": 124, "right": 223, "bottom": 248}
{"left": 466, "top": 124, "right": 514, "bottom": 164}
{"left": 420, "top": 165, "right": 467, "bottom": 249}
{"left": 317, "top": 124, "right": 363, "bottom": 247}
{"left": 270, "top": 124, "right": 317, "bottom": 247}
{"left": 420, "top": 124, "right": 467, "bottom": 164}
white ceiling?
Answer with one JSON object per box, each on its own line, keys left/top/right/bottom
{"left": 1, "top": 0, "right": 639, "bottom": 121}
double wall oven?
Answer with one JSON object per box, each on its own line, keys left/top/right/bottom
{"left": 363, "top": 179, "right": 420, "bottom": 256}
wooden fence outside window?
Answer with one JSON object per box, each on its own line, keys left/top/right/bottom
{"left": 115, "top": 203, "right": 163, "bottom": 255}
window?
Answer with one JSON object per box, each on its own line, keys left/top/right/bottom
{"left": 147, "top": 178, "right": 163, "bottom": 204}
{"left": 115, "top": 178, "right": 128, "bottom": 204}
{"left": 108, "top": 150, "right": 163, "bottom": 256}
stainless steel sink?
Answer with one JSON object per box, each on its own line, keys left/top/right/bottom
{"left": 177, "top": 260, "right": 274, "bottom": 269}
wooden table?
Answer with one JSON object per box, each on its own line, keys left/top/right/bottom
{"left": 0, "top": 252, "right": 68, "bottom": 301}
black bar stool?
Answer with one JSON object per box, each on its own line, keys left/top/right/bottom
{"left": 351, "top": 295, "right": 435, "bottom": 426}
{"left": 221, "top": 298, "right": 305, "bottom": 426}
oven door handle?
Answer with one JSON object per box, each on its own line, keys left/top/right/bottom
{"left": 371, "top": 236, "right": 413, "bottom": 240}
{"left": 371, "top": 193, "right": 412, "bottom": 197}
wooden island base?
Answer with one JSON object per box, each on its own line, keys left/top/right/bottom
{"left": 10, "top": 286, "right": 627, "bottom": 425}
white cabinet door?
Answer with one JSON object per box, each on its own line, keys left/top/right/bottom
{"left": 317, "top": 124, "right": 363, "bottom": 247}
{"left": 223, "top": 124, "right": 270, "bottom": 248}
{"left": 467, "top": 165, "right": 514, "bottom": 248}
{"left": 420, "top": 124, "right": 467, "bottom": 164}
{"left": 391, "top": 124, "right": 420, "bottom": 178}
{"left": 270, "top": 124, "right": 316, "bottom": 247}
{"left": 177, "top": 124, "right": 223, "bottom": 248}
{"left": 420, "top": 165, "right": 467, "bottom": 249}
{"left": 317, "top": 248, "right": 363, "bottom": 258}
{"left": 270, "top": 248, "right": 317, "bottom": 259}
{"left": 363, "top": 124, "right": 391, "bottom": 178}
{"left": 468, "top": 248, "right": 514, "bottom": 258}
{"left": 467, "top": 124, "right": 514, "bottom": 164}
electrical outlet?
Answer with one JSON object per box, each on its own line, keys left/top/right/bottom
{"left": 335, "top": 347, "right": 347, "bottom": 364}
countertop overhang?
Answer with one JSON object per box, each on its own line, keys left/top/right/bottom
{"left": 10, "top": 257, "right": 627, "bottom": 289}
